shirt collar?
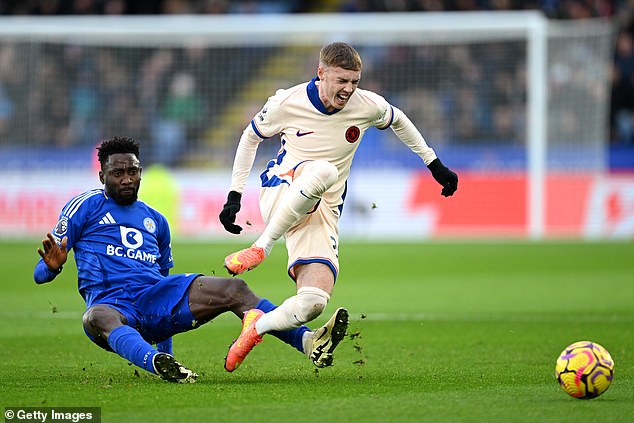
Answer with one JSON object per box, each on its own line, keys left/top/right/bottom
{"left": 307, "top": 76, "right": 340, "bottom": 115}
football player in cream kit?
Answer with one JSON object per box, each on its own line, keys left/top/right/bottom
{"left": 220, "top": 42, "right": 458, "bottom": 372}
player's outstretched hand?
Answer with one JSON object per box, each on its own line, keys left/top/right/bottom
{"left": 427, "top": 158, "right": 458, "bottom": 197}
{"left": 219, "top": 191, "right": 243, "bottom": 234}
{"left": 37, "top": 232, "right": 68, "bottom": 272}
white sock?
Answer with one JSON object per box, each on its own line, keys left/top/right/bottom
{"left": 255, "top": 287, "right": 330, "bottom": 334}
{"left": 254, "top": 161, "right": 337, "bottom": 256}
{"left": 255, "top": 296, "right": 304, "bottom": 334}
{"left": 302, "top": 331, "right": 314, "bottom": 357}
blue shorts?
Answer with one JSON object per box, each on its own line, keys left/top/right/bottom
{"left": 85, "top": 273, "right": 202, "bottom": 349}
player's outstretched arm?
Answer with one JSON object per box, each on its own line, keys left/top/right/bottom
{"left": 387, "top": 106, "right": 458, "bottom": 197}
{"left": 34, "top": 233, "right": 68, "bottom": 284}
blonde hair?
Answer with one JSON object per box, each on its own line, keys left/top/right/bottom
{"left": 319, "top": 42, "right": 362, "bottom": 71}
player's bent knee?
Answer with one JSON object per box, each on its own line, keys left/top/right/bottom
{"left": 309, "top": 160, "right": 338, "bottom": 188}
{"left": 82, "top": 304, "right": 126, "bottom": 335}
{"left": 224, "top": 277, "right": 254, "bottom": 301}
{"left": 219, "top": 276, "right": 260, "bottom": 307}
{"left": 298, "top": 160, "right": 338, "bottom": 196}
{"left": 294, "top": 286, "right": 330, "bottom": 323}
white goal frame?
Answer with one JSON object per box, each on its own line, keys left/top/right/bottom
{"left": 0, "top": 11, "right": 613, "bottom": 239}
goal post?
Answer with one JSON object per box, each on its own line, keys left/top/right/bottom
{"left": 0, "top": 12, "right": 614, "bottom": 239}
{"left": 527, "top": 13, "right": 548, "bottom": 240}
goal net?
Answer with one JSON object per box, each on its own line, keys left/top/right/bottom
{"left": 0, "top": 12, "right": 614, "bottom": 239}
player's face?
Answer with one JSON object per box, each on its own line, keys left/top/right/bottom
{"left": 317, "top": 65, "right": 361, "bottom": 112}
{"left": 100, "top": 153, "right": 142, "bottom": 206}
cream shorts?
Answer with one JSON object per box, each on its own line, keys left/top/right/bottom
{"left": 259, "top": 184, "right": 340, "bottom": 281}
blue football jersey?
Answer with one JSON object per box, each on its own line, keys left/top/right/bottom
{"left": 46, "top": 189, "right": 174, "bottom": 308}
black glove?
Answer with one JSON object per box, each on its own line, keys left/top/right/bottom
{"left": 427, "top": 158, "right": 458, "bottom": 197}
{"left": 219, "top": 191, "right": 243, "bottom": 234}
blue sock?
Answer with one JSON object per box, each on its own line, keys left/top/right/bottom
{"left": 107, "top": 325, "right": 159, "bottom": 374}
{"left": 256, "top": 298, "right": 310, "bottom": 353}
{"left": 156, "top": 337, "right": 173, "bottom": 355}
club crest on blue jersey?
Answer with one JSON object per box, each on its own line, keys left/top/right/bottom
{"left": 120, "top": 226, "right": 144, "bottom": 249}
{"left": 53, "top": 217, "right": 68, "bottom": 236}
{"left": 144, "top": 217, "right": 157, "bottom": 233}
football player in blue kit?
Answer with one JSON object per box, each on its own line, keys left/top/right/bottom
{"left": 33, "top": 136, "right": 346, "bottom": 382}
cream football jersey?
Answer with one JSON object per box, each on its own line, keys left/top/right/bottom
{"left": 229, "top": 77, "right": 437, "bottom": 211}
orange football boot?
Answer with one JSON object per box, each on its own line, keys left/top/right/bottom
{"left": 224, "top": 245, "right": 266, "bottom": 276}
{"left": 224, "top": 309, "right": 265, "bottom": 372}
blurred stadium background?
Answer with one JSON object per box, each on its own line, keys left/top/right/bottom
{"left": 0, "top": 0, "right": 632, "bottom": 240}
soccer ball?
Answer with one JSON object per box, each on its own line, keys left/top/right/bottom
{"left": 555, "top": 341, "right": 614, "bottom": 399}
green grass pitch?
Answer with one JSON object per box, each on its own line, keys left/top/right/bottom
{"left": 1, "top": 240, "right": 633, "bottom": 422}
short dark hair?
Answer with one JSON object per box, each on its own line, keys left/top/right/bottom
{"left": 319, "top": 42, "right": 362, "bottom": 71}
{"left": 97, "top": 136, "right": 140, "bottom": 168}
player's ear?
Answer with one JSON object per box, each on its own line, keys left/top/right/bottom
{"left": 98, "top": 170, "right": 105, "bottom": 184}
{"left": 317, "top": 64, "right": 325, "bottom": 80}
